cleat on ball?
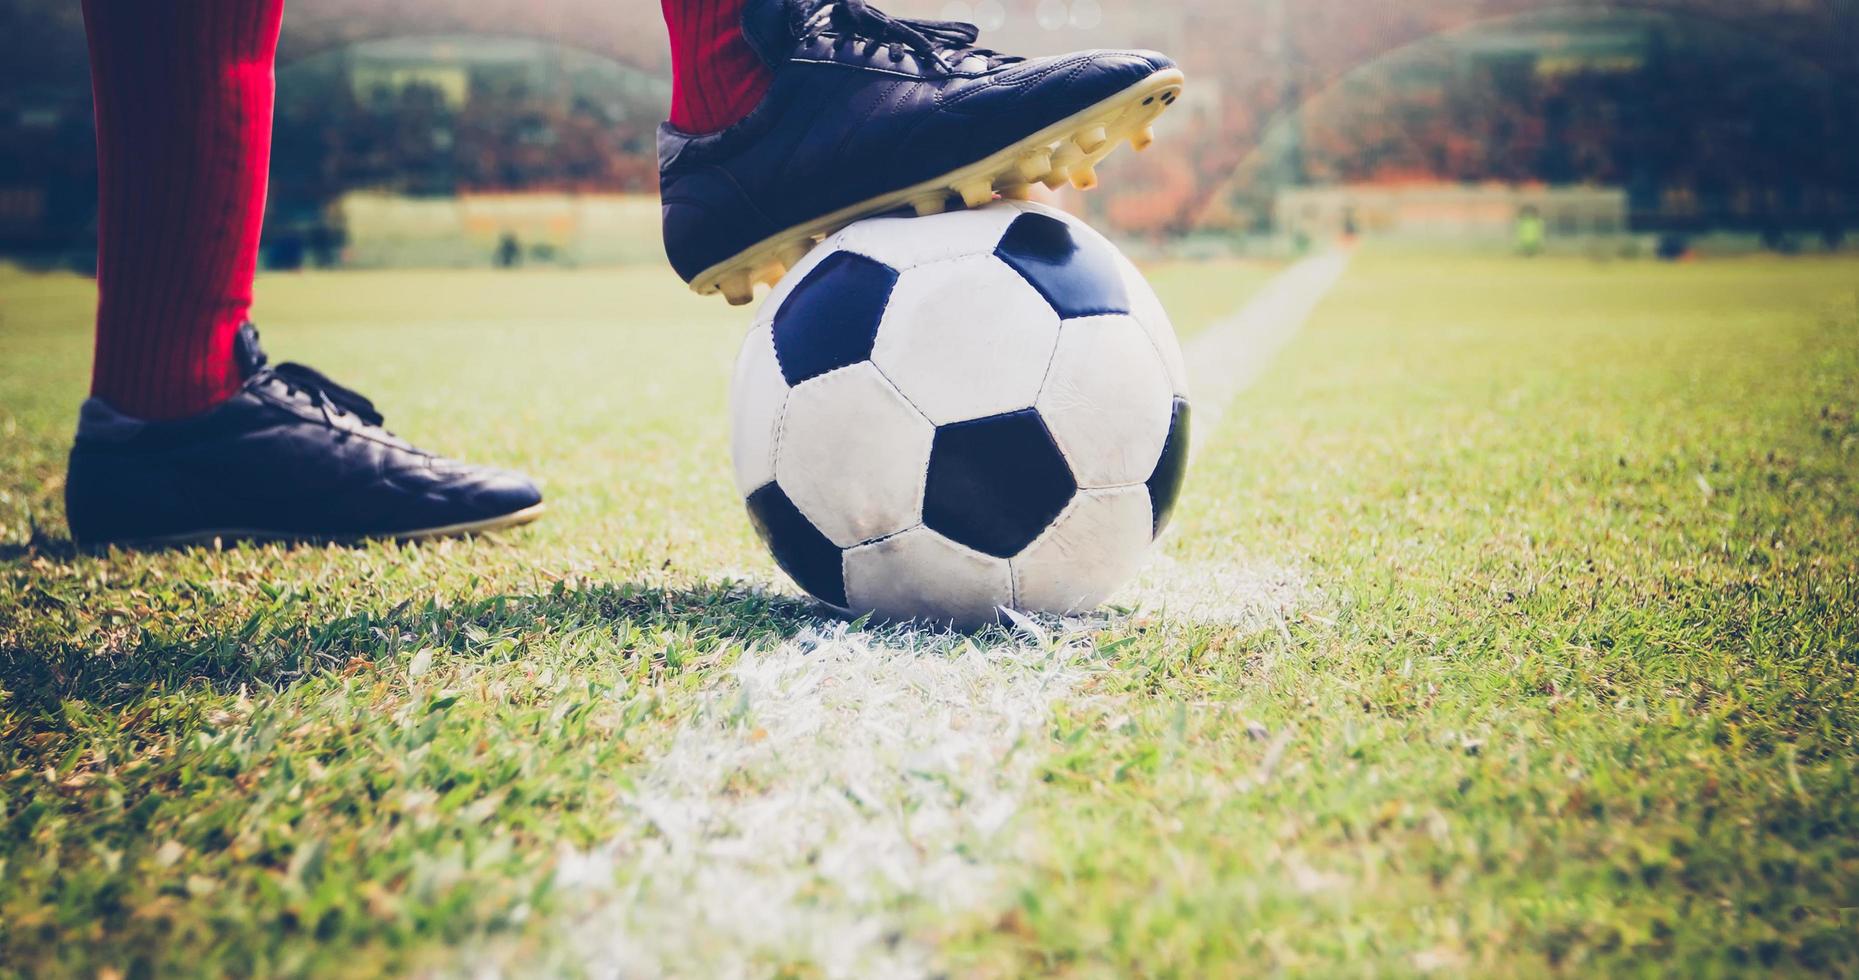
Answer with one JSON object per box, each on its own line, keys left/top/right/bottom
{"left": 728, "top": 202, "right": 1190, "bottom": 628}
{"left": 658, "top": 0, "right": 1182, "bottom": 300}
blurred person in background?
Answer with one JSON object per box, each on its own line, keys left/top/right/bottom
{"left": 1516, "top": 205, "right": 1545, "bottom": 257}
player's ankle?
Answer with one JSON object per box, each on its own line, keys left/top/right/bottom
{"left": 662, "top": 0, "right": 773, "bottom": 134}
{"left": 87, "top": 375, "right": 241, "bottom": 423}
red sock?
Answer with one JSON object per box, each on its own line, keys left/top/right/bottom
{"left": 661, "top": 0, "right": 774, "bottom": 134}
{"left": 82, "top": 0, "right": 283, "bottom": 421}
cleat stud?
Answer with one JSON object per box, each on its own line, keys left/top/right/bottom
{"left": 1078, "top": 126, "right": 1108, "bottom": 152}
{"left": 718, "top": 271, "right": 754, "bottom": 306}
{"left": 776, "top": 240, "right": 813, "bottom": 268}
{"left": 1016, "top": 150, "right": 1052, "bottom": 182}
{"left": 911, "top": 193, "right": 948, "bottom": 217}
{"left": 1069, "top": 165, "right": 1098, "bottom": 190}
{"left": 1041, "top": 168, "right": 1070, "bottom": 191}
{"left": 1131, "top": 126, "right": 1155, "bottom": 151}
{"left": 1052, "top": 142, "right": 1085, "bottom": 168}
{"left": 953, "top": 178, "right": 996, "bottom": 208}
{"left": 998, "top": 183, "right": 1032, "bottom": 201}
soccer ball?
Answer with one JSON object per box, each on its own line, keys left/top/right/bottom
{"left": 729, "top": 201, "right": 1189, "bottom": 628}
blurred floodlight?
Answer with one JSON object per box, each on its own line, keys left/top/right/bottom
{"left": 973, "top": 0, "right": 1006, "bottom": 31}
{"left": 1035, "top": 0, "right": 1067, "bottom": 31}
{"left": 1069, "top": 0, "right": 1102, "bottom": 30}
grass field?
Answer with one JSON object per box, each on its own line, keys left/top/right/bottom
{"left": 2, "top": 251, "right": 1856, "bottom": 976}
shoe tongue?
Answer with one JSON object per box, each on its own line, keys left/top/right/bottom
{"left": 232, "top": 322, "right": 269, "bottom": 380}
{"left": 740, "top": 0, "right": 814, "bottom": 68}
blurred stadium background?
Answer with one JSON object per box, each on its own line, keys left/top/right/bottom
{"left": 0, "top": 0, "right": 1853, "bottom": 269}
{"left": 3, "top": 6, "right": 1858, "bottom": 972}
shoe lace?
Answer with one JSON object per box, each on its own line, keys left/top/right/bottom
{"left": 801, "top": 0, "right": 1021, "bottom": 72}
{"left": 261, "top": 362, "right": 387, "bottom": 429}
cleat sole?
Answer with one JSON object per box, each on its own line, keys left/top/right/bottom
{"left": 688, "top": 67, "right": 1186, "bottom": 302}
{"left": 954, "top": 177, "right": 997, "bottom": 208}
{"left": 1050, "top": 140, "right": 1086, "bottom": 170}
{"left": 718, "top": 269, "right": 755, "bottom": 306}
{"left": 776, "top": 239, "right": 814, "bottom": 269}
{"left": 88, "top": 503, "right": 549, "bottom": 549}
{"left": 910, "top": 193, "right": 948, "bottom": 217}
{"left": 752, "top": 260, "right": 786, "bottom": 289}
{"left": 1016, "top": 149, "right": 1051, "bottom": 181}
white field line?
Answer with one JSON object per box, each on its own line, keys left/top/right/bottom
{"left": 553, "top": 624, "right": 1107, "bottom": 978}
{"left": 545, "top": 254, "right": 1351, "bottom": 978}
{"left": 1185, "top": 248, "right": 1353, "bottom": 450}
{"left": 553, "top": 574, "right": 1309, "bottom": 978}
{"left": 1115, "top": 554, "right": 1315, "bottom": 631}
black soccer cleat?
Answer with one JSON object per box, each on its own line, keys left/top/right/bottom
{"left": 64, "top": 324, "right": 544, "bottom": 548}
{"left": 658, "top": 0, "right": 1184, "bottom": 304}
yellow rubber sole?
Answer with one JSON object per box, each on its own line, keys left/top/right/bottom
{"left": 692, "top": 67, "right": 1187, "bottom": 305}
{"left": 84, "top": 502, "right": 547, "bottom": 550}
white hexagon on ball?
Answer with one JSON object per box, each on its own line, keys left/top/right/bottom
{"left": 872, "top": 255, "right": 1062, "bottom": 425}
{"left": 775, "top": 362, "right": 933, "bottom": 548}
{"left": 733, "top": 198, "right": 1192, "bottom": 624}
{"left": 844, "top": 527, "right": 1013, "bottom": 629}
{"left": 1012, "top": 485, "right": 1154, "bottom": 614}
{"left": 1115, "top": 253, "right": 1189, "bottom": 397}
{"left": 729, "top": 322, "right": 789, "bottom": 496}
{"left": 1034, "top": 314, "right": 1174, "bottom": 488}
{"left": 833, "top": 204, "right": 1022, "bottom": 271}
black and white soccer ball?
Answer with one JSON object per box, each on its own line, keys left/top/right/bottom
{"left": 730, "top": 201, "right": 1189, "bottom": 628}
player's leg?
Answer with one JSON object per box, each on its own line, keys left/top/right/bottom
{"left": 656, "top": 0, "right": 1184, "bottom": 303}
{"left": 83, "top": 0, "right": 280, "bottom": 420}
{"left": 66, "top": 0, "right": 542, "bottom": 547}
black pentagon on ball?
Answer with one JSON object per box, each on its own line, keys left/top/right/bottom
{"left": 770, "top": 251, "right": 899, "bottom": 385}
{"left": 923, "top": 409, "right": 1077, "bottom": 559}
{"left": 995, "top": 212, "right": 1130, "bottom": 319}
{"left": 1146, "top": 397, "right": 1191, "bottom": 537}
{"left": 745, "top": 482, "right": 847, "bottom": 607}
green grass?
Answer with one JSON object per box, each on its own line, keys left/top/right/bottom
{"left": 3, "top": 252, "right": 1857, "bottom": 976}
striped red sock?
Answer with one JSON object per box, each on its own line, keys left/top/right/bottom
{"left": 661, "top": 0, "right": 774, "bottom": 134}
{"left": 82, "top": 0, "right": 283, "bottom": 421}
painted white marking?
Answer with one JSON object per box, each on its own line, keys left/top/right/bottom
{"left": 555, "top": 624, "right": 1102, "bottom": 978}
{"left": 541, "top": 253, "right": 1351, "bottom": 977}
{"left": 1184, "top": 248, "right": 1353, "bottom": 448}
{"left": 1116, "top": 555, "right": 1315, "bottom": 631}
